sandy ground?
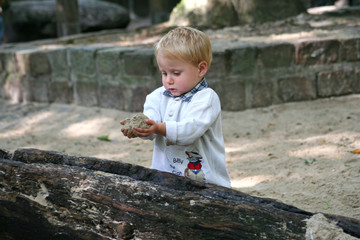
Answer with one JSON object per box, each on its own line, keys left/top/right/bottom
{"left": 0, "top": 95, "right": 360, "bottom": 235}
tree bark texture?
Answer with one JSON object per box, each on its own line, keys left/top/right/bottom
{"left": 0, "top": 148, "right": 359, "bottom": 240}
{"left": 56, "top": 0, "right": 80, "bottom": 37}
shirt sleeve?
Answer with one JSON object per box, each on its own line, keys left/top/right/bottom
{"left": 165, "top": 89, "right": 221, "bottom": 146}
{"left": 143, "top": 87, "right": 164, "bottom": 140}
{"left": 143, "top": 87, "right": 163, "bottom": 123}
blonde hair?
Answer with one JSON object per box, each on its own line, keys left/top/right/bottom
{"left": 154, "top": 27, "right": 212, "bottom": 68}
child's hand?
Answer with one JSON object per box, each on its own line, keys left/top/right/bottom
{"left": 120, "top": 113, "right": 151, "bottom": 138}
{"left": 131, "top": 119, "right": 156, "bottom": 137}
{"left": 132, "top": 119, "right": 166, "bottom": 137}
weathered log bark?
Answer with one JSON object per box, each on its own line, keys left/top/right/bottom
{"left": 0, "top": 148, "right": 359, "bottom": 240}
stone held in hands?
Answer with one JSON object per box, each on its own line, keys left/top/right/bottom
{"left": 122, "top": 113, "right": 150, "bottom": 137}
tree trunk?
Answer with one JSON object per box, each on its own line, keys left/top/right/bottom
{"left": 0, "top": 148, "right": 359, "bottom": 240}
{"left": 56, "top": 0, "right": 80, "bottom": 37}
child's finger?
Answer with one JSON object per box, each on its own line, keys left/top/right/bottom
{"left": 134, "top": 127, "right": 148, "bottom": 133}
{"left": 133, "top": 128, "right": 148, "bottom": 137}
{"left": 121, "top": 128, "right": 131, "bottom": 137}
{"left": 120, "top": 120, "right": 125, "bottom": 125}
{"left": 145, "top": 119, "right": 155, "bottom": 125}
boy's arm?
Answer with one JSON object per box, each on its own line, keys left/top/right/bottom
{"left": 143, "top": 88, "right": 163, "bottom": 124}
{"left": 120, "top": 87, "right": 164, "bottom": 139}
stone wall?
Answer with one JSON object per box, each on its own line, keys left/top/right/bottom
{"left": 1, "top": 34, "right": 360, "bottom": 112}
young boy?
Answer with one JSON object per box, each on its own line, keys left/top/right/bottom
{"left": 121, "top": 27, "right": 231, "bottom": 188}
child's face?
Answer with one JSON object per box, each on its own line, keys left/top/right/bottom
{"left": 156, "top": 53, "right": 207, "bottom": 97}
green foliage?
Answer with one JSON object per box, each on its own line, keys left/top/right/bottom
{"left": 299, "top": 158, "right": 317, "bottom": 165}
{"left": 97, "top": 135, "right": 111, "bottom": 142}
{"left": 66, "top": 39, "right": 75, "bottom": 45}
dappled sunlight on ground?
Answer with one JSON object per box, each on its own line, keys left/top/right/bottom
{"left": 92, "top": 152, "right": 132, "bottom": 161}
{"left": 231, "top": 175, "right": 274, "bottom": 189}
{"left": 0, "top": 111, "right": 55, "bottom": 138}
{"left": 287, "top": 132, "right": 360, "bottom": 159}
{"left": 60, "top": 117, "right": 115, "bottom": 138}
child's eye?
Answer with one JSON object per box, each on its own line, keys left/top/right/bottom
{"left": 173, "top": 71, "right": 181, "bottom": 76}
{"left": 162, "top": 72, "right": 167, "bottom": 76}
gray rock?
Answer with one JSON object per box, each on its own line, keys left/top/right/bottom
{"left": 122, "top": 113, "right": 149, "bottom": 138}
{"left": 3, "top": 0, "right": 130, "bottom": 42}
{"left": 169, "top": 0, "right": 306, "bottom": 27}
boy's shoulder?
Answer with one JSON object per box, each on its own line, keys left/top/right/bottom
{"left": 193, "top": 87, "right": 220, "bottom": 100}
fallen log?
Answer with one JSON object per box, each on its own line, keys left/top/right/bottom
{"left": 0, "top": 148, "right": 359, "bottom": 240}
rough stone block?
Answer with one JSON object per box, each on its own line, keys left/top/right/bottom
{"left": 227, "top": 44, "right": 256, "bottom": 75}
{"left": 257, "top": 43, "right": 295, "bottom": 68}
{"left": 278, "top": 77, "right": 316, "bottom": 102}
{"left": 13, "top": 49, "right": 50, "bottom": 77}
{"left": 145, "top": 74, "right": 162, "bottom": 90}
{"left": 74, "top": 81, "right": 99, "bottom": 107}
{"left": 47, "top": 48, "right": 70, "bottom": 82}
{"left": 14, "top": 51, "right": 30, "bottom": 75}
{"left": 3, "top": 73, "right": 31, "bottom": 103}
{"left": 354, "top": 67, "right": 360, "bottom": 93}
{"left": 341, "top": 38, "right": 360, "bottom": 62}
{"left": 250, "top": 82, "right": 273, "bottom": 108}
{"left": 68, "top": 47, "right": 98, "bottom": 76}
{"left": 295, "top": 39, "right": 340, "bottom": 65}
{"left": 28, "top": 76, "right": 51, "bottom": 102}
{"left": 96, "top": 48, "right": 124, "bottom": 76}
{"left": 99, "top": 84, "right": 126, "bottom": 110}
{"left": 124, "top": 49, "right": 156, "bottom": 77}
{"left": 217, "top": 80, "right": 246, "bottom": 111}
{"left": 0, "top": 58, "right": 5, "bottom": 96}
{"left": 49, "top": 81, "right": 74, "bottom": 104}
{"left": 317, "top": 69, "right": 356, "bottom": 97}
{"left": 130, "top": 86, "right": 150, "bottom": 112}
{"left": 207, "top": 51, "right": 227, "bottom": 78}
{"left": 96, "top": 47, "right": 137, "bottom": 86}
{"left": 0, "top": 75, "right": 4, "bottom": 98}
{"left": 29, "top": 51, "right": 51, "bottom": 77}
{"left": 0, "top": 51, "right": 17, "bottom": 73}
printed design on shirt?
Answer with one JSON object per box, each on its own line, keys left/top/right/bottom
{"left": 184, "top": 148, "right": 205, "bottom": 182}
{"left": 166, "top": 145, "right": 186, "bottom": 176}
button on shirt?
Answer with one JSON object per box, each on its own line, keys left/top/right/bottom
{"left": 143, "top": 80, "right": 231, "bottom": 188}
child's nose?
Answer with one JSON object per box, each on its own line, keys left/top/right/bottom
{"left": 165, "top": 76, "right": 174, "bottom": 84}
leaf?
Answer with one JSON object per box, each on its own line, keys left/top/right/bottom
{"left": 97, "top": 135, "right": 111, "bottom": 142}
{"left": 324, "top": 202, "right": 330, "bottom": 210}
{"left": 300, "top": 158, "right": 316, "bottom": 165}
{"left": 351, "top": 149, "right": 360, "bottom": 154}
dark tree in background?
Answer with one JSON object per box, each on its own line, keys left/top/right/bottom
{"left": 56, "top": 0, "right": 80, "bottom": 37}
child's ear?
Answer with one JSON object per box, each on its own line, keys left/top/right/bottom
{"left": 198, "top": 61, "right": 208, "bottom": 77}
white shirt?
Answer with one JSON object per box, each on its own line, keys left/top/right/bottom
{"left": 143, "top": 86, "right": 231, "bottom": 188}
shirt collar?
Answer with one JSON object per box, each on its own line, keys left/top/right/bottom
{"left": 163, "top": 78, "right": 208, "bottom": 102}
